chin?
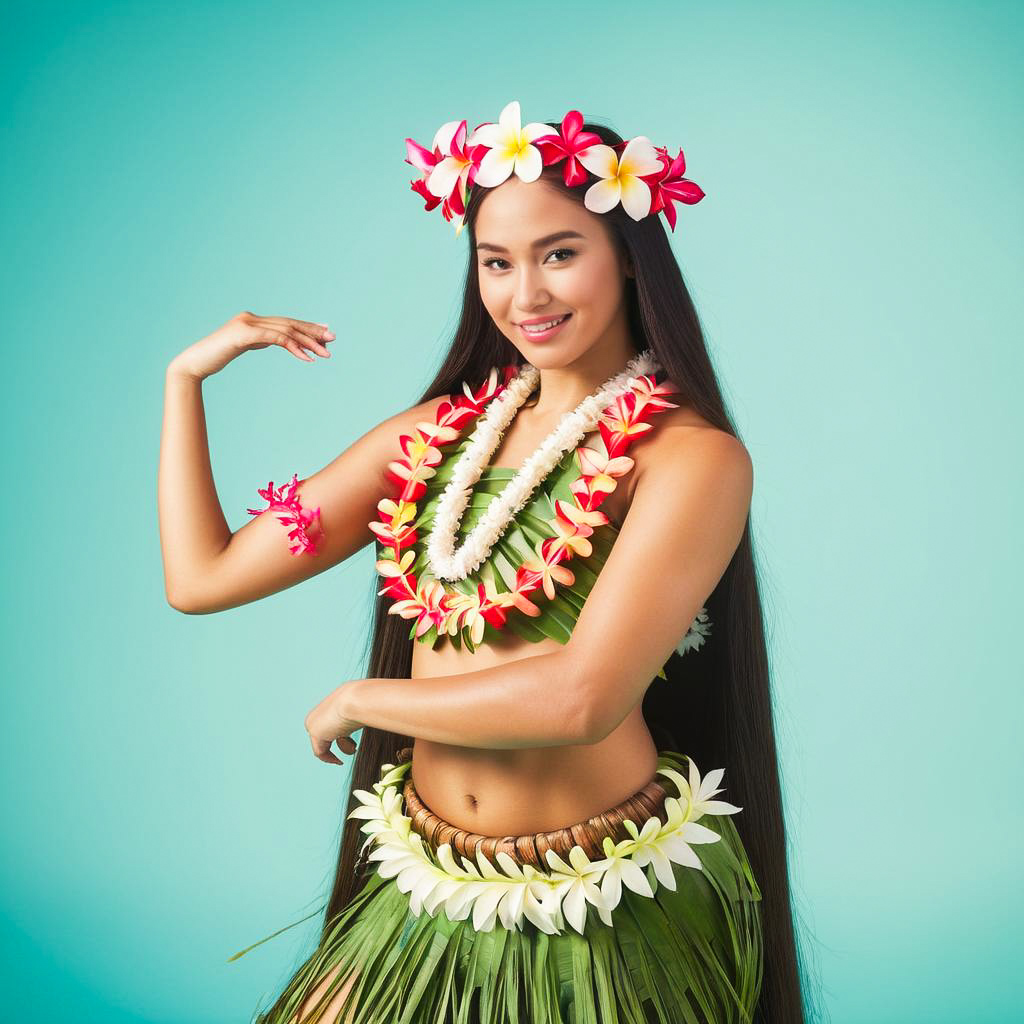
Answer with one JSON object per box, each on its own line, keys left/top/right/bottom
{"left": 508, "top": 333, "right": 594, "bottom": 370}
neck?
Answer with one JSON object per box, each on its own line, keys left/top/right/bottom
{"left": 526, "top": 335, "right": 642, "bottom": 419}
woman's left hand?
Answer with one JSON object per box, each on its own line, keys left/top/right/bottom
{"left": 304, "top": 684, "right": 363, "bottom": 766}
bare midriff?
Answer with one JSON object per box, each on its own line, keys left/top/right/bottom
{"left": 407, "top": 451, "right": 660, "bottom": 837}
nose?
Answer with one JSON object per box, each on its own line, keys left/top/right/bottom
{"left": 514, "top": 264, "right": 550, "bottom": 312}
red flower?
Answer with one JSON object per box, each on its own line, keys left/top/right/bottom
{"left": 534, "top": 110, "right": 604, "bottom": 188}
{"left": 641, "top": 146, "right": 706, "bottom": 232}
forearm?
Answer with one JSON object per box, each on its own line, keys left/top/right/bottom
{"left": 344, "top": 649, "right": 590, "bottom": 749}
{"left": 158, "top": 363, "right": 231, "bottom": 605}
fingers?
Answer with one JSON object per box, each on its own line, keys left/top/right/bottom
{"left": 257, "top": 316, "right": 335, "bottom": 362}
{"left": 310, "top": 733, "right": 344, "bottom": 765}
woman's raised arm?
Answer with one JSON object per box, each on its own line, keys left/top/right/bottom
{"left": 157, "top": 310, "right": 442, "bottom": 614}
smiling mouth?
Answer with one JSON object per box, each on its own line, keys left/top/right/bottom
{"left": 519, "top": 313, "right": 571, "bottom": 334}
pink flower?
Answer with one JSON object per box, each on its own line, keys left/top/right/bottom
{"left": 247, "top": 473, "right": 324, "bottom": 556}
{"left": 534, "top": 109, "right": 603, "bottom": 187}
{"left": 642, "top": 146, "right": 706, "bottom": 232}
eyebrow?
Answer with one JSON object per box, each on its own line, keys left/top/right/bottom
{"left": 474, "top": 230, "right": 586, "bottom": 253}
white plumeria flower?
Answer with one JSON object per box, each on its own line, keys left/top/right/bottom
{"left": 425, "top": 120, "right": 474, "bottom": 201}
{"left": 577, "top": 136, "right": 663, "bottom": 220}
{"left": 537, "top": 845, "right": 614, "bottom": 934}
{"left": 677, "top": 605, "right": 712, "bottom": 655}
{"left": 468, "top": 100, "right": 555, "bottom": 188}
{"left": 658, "top": 757, "right": 743, "bottom": 822}
{"left": 344, "top": 755, "right": 739, "bottom": 935}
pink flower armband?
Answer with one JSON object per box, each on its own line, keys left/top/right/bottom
{"left": 246, "top": 473, "right": 325, "bottom": 556}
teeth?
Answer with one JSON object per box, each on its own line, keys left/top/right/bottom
{"left": 522, "top": 315, "right": 567, "bottom": 332}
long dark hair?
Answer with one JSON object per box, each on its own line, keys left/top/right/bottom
{"left": 317, "top": 121, "right": 819, "bottom": 1022}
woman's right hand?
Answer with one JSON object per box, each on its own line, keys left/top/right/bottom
{"left": 169, "top": 311, "right": 335, "bottom": 380}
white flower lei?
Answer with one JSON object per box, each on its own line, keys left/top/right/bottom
{"left": 347, "top": 754, "right": 740, "bottom": 936}
{"left": 427, "top": 349, "right": 661, "bottom": 582}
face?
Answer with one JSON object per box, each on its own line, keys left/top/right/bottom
{"left": 473, "top": 175, "right": 634, "bottom": 369}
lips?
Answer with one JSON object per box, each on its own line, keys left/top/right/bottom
{"left": 516, "top": 312, "right": 572, "bottom": 341}
{"left": 518, "top": 313, "right": 571, "bottom": 327}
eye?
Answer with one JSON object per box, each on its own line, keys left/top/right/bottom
{"left": 545, "top": 247, "right": 576, "bottom": 263}
{"left": 480, "top": 247, "right": 577, "bottom": 272}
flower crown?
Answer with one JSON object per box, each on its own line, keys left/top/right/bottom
{"left": 405, "top": 99, "right": 706, "bottom": 236}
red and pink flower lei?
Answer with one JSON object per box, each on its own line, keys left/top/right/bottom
{"left": 368, "top": 365, "right": 680, "bottom": 648}
{"left": 246, "top": 474, "right": 325, "bottom": 556}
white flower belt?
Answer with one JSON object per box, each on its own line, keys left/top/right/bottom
{"left": 347, "top": 754, "right": 742, "bottom": 936}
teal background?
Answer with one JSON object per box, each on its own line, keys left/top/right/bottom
{"left": 1, "top": 1, "right": 1020, "bottom": 1021}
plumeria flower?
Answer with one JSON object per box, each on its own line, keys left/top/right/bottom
{"left": 643, "top": 145, "right": 706, "bottom": 232}
{"left": 576, "top": 136, "right": 664, "bottom": 220}
{"left": 547, "top": 508, "right": 594, "bottom": 559}
{"left": 468, "top": 100, "right": 556, "bottom": 188}
{"left": 626, "top": 374, "right": 681, "bottom": 417}
{"left": 542, "top": 845, "right": 615, "bottom": 934}
{"left": 573, "top": 446, "right": 635, "bottom": 508}
{"left": 405, "top": 119, "right": 485, "bottom": 232}
{"left": 518, "top": 542, "right": 576, "bottom": 602}
{"left": 373, "top": 549, "right": 416, "bottom": 595}
{"left": 598, "top": 393, "right": 657, "bottom": 456}
{"left": 668, "top": 757, "right": 743, "bottom": 821}
{"left": 533, "top": 109, "right": 603, "bottom": 187}
{"left": 388, "top": 578, "right": 449, "bottom": 639}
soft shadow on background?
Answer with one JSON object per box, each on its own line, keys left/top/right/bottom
{"left": 1, "top": 2, "right": 1020, "bottom": 1021}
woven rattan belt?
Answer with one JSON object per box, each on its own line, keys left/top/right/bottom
{"left": 393, "top": 746, "right": 672, "bottom": 869}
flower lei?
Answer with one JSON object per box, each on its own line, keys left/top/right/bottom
{"left": 427, "top": 351, "right": 660, "bottom": 582}
{"left": 369, "top": 357, "right": 683, "bottom": 650}
{"left": 405, "top": 99, "right": 706, "bottom": 235}
{"left": 347, "top": 753, "right": 741, "bottom": 936}
{"left": 246, "top": 473, "right": 324, "bottom": 556}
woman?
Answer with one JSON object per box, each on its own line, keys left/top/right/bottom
{"left": 159, "top": 101, "right": 810, "bottom": 1022}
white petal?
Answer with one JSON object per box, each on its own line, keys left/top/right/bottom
{"left": 498, "top": 99, "right": 521, "bottom": 133}
{"left": 422, "top": 877, "right": 463, "bottom": 915}
{"left": 431, "top": 120, "right": 462, "bottom": 155}
{"left": 567, "top": 845, "right": 594, "bottom": 874}
{"left": 562, "top": 882, "right": 588, "bottom": 935}
{"left": 523, "top": 890, "right": 558, "bottom": 934}
{"left": 600, "top": 863, "right": 623, "bottom": 909}
{"left": 498, "top": 883, "right": 528, "bottom": 930}
{"left": 619, "top": 135, "right": 662, "bottom": 177}
{"left": 699, "top": 798, "right": 742, "bottom": 816}
{"left": 698, "top": 767, "right": 725, "bottom": 800}
{"left": 649, "top": 846, "right": 678, "bottom": 891}
{"left": 680, "top": 820, "right": 721, "bottom": 845}
{"left": 473, "top": 147, "right": 516, "bottom": 188}
{"left": 445, "top": 880, "right": 485, "bottom": 920}
{"left": 468, "top": 122, "right": 503, "bottom": 148}
{"left": 618, "top": 858, "right": 654, "bottom": 898}
{"left": 619, "top": 175, "right": 652, "bottom": 220}
{"left": 523, "top": 121, "right": 556, "bottom": 142}
{"left": 472, "top": 883, "right": 507, "bottom": 931}
{"left": 514, "top": 144, "right": 543, "bottom": 183}
{"left": 426, "top": 157, "right": 462, "bottom": 199}
{"left": 576, "top": 143, "right": 618, "bottom": 178}
{"left": 584, "top": 177, "right": 622, "bottom": 214}
{"left": 494, "top": 851, "right": 527, "bottom": 880}
{"left": 660, "top": 835, "right": 704, "bottom": 869}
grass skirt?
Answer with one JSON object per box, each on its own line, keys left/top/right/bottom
{"left": 248, "top": 749, "right": 763, "bottom": 1023}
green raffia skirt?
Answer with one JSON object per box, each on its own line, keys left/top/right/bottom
{"left": 242, "top": 747, "right": 763, "bottom": 1023}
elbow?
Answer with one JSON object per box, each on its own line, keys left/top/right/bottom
{"left": 576, "top": 700, "right": 612, "bottom": 746}
{"left": 561, "top": 649, "right": 636, "bottom": 746}
{"left": 165, "top": 582, "right": 204, "bottom": 615}
{"left": 563, "top": 658, "right": 613, "bottom": 746}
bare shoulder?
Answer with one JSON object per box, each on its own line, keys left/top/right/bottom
{"left": 627, "top": 402, "right": 753, "bottom": 508}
